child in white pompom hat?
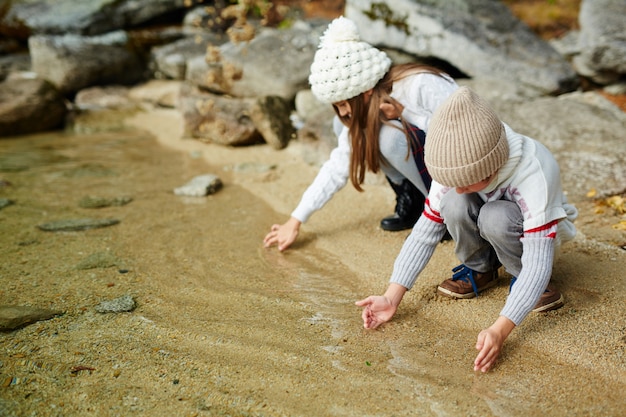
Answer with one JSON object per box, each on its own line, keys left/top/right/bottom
{"left": 356, "top": 86, "right": 578, "bottom": 373}
{"left": 264, "top": 16, "right": 458, "bottom": 251}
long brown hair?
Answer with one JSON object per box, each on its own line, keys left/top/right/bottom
{"left": 334, "top": 63, "right": 450, "bottom": 192}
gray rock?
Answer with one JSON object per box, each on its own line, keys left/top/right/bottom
{"left": 345, "top": 0, "right": 579, "bottom": 94}
{"left": 74, "top": 86, "right": 137, "bottom": 111}
{"left": 29, "top": 31, "right": 144, "bottom": 95}
{"left": 95, "top": 295, "right": 136, "bottom": 313}
{"left": 151, "top": 33, "right": 228, "bottom": 80}
{"left": 37, "top": 218, "right": 120, "bottom": 232}
{"left": 75, "top": 252, "right": 122, "bottom": 270}
{"left": 0, "top": 77, "right": 67, "bottom": 137}
{"left": 78, "top": 195, "right": 133, "bottom": 208}
{"left": 464, "top": 79, "right": 626, "bottom": 201}
{"left": 0, "top": 198, "right": 15, "bottom": 210}
{"left": 0, "top": 305, "right": 63, "bottom": 331}
{"left": 573, "top": 0, "right": 626, "bottom": 84}
{"left": 174, "top": 174, "right": 223, "bottom": 197}
{"left": 178, "top": 83, "right": 259, "bottom": 145}
{"left": 0, "top": 0, "right": 188, "bottom": 38}
{"left": 188, "top": 21, "right": 325, "bottom": 100}
{"left": 249, "top": 96, "right": 296, "bottom": 150}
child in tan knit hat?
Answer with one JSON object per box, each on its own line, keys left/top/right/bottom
{"left": 264, "top": 16, "right": 458, "bottom": 251}
{"left": 356, "top": 86, "right": 578, "bottom": 373}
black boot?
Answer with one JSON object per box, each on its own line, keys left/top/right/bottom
{"left": 380, "top": 177, "right": 425, "bottom": 231}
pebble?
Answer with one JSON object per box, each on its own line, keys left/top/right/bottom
{"left": 78, "top": 195, "right": 133, "bottom": 208}
{"left": 37, "top": 218, "right": 120, "bottom": 231}
{"left": 0, "top": 305, "right": 64, "bottom": 330}
{"left": 0, "top": 198, "right": 14, "bottom": 209}
{"left": 173, "top": 174, "right": 222, "bottom": 197}
{"left": 95, "top": 294, "right": 137, "bottom": 313}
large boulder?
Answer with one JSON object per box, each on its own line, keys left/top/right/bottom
{"left": 186, "top": 21, "right": 325, "bottom": 100}
{"left": 29, "top": 31, "right": 145, "bottom": 96}
{"left": 572, "top": 0, "right": 626, "bottom": 84}
{"left": 178, "top": 83, "right": 294, "bottom": 149}
{"left": 345, "top": 0, "right": 580, "bottom": 95}
{"left": 0, "top": 0, "right": 188, "bottom": 39}
{"left": 0, "top": 76, "right": 67, "bottom": 137}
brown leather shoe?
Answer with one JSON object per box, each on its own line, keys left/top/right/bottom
{"left": 532, "top": 284, "right": 564, "bottom": 313}
{"left": 437, "top": 264, "right": 499, "bottom": 299}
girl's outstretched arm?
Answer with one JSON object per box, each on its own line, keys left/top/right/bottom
{"left": 264, "top": 217, "right": 301, "bottom": 251}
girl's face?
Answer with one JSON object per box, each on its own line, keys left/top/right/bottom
{"left": 455, "top": 174, "right": 495, "bottom": 194}
{"left": 334, "top": 100, "right": 352, "bottom": 119}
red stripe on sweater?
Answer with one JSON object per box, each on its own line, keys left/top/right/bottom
{"left": 525, "top": 219, "right": 559, "bottom": 234}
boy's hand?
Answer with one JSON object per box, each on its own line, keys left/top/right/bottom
{"left": 355, "top": 296, "right": 397, "bottom": 329}
{"left": 474, "top": 316, "right": 515, "bottom": 372}
{"left": 355, "top": 283, "right": 407, "bottom": 329}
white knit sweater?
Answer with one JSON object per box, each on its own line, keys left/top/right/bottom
{"left": 390, "top": 125, "right": 578, "bottom": 325}
{"left": 291, "top": 73, "right": 458, "bottom": 223}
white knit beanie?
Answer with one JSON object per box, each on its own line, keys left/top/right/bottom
{"left": 425, "top": 86, "right": 509, "bottom": 188}
{"left": 309, "top": 16, "right": 392, "bottom": 104}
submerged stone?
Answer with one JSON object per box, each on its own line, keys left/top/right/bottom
{"left": 75, "top": 252, "right": 121, "bottom": 270}
{"left": 95, "top": 295, "right": 136, "bottom": 313}
{"left": 78, "top": 195, "right": 133, "bottom": 208}
{"left": 0, "top": 198, "right": 14, "bottom": 210}
{"left": 37, "top": 218, "right": 120, "bottom": 231}
{"left": 0, "top": 305, "right": 63, "bottom": 331}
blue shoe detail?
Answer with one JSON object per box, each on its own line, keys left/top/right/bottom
{"left": 452, "top": 264, "right": 481, "bottom": 297}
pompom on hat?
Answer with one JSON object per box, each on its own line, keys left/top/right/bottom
{"left": 424, "top": 86, "right": 509, "bottom": 188}
{"left": 309, "top": 16, "right": 392, "bottom": 104}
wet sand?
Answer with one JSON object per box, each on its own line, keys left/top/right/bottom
{"left": 0, "top": 107, "right": 624, "bottom": 416}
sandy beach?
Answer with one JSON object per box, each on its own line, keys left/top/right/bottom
{"left": 0, "top": 103, "right": 624, "bottom": 416}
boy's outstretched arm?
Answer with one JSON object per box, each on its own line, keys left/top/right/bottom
{"left": 355, "top": 283, "right": 407, "bottom": 329}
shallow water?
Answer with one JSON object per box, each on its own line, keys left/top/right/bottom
{"left": 1, "top": 128, "right": 624, "bottom": 416}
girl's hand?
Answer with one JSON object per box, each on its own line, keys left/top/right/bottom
{"left": 380, "top": 101, "right": 403, "bottom": 120}
{"left": 263, "top": 217, "right": 301, "bottom": 251}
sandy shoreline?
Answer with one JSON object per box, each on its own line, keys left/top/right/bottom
{"left": 0, "top": 103, "right": 624, "bottom": 416}
{"left": 128, "top": 106, "right": 626, "bottom": 379}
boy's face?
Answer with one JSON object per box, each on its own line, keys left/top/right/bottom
{"left": 455, "top": 174, "right": 495, "bottom": 194}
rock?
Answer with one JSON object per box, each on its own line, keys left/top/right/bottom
{"left": 127, "top": 79, "right": 182, "bottom": 108}
{"left": 178, "top": 83, "right": 260, "bottom": 145}
{"left": 95, "top": 295, "right": 136, "bottom": 313}
{"left": 249, "top": 96, "right": 296, "bottom": 150}
{"left": 78, "top": 195, "right": 133, "bottom": 208}
{"left": 0, "top": 0, "right": 189, "bottom": 39}
{"left": 345, "top": 0, "right": 580, "bottom": 94}
{"left": 28, "top": 31, "right": 145, "bottom": 95}
{"left": 37, "top": 218, "right": 120, "bottom": 232}
{"left": 187, "top": 21, "right": 325, "bottom": 100}
{"left": 0, "top": 305, "right": 63, "bottom": 331}
{"left": 0, "top": 198, "right": 15, "bottom": 210}
{"left": 174, "top": 174, "right": 223, "bottom": 197}
{"left": 151, "top": 33, "right": 228, "bottom": 80}
{"left": 463, "top": 79, "right": 626, "bottom": 201}
{"left": 0, "top": 77, "right": 67, "bottom": 137}
{"left": 74, "top": 86, "right": 138, "bottom": 111}
{"left": 75, "top": 252, "right": 122, "bottom": 270}
{"left": 573, "top": 0, "right": 626, "bottom": 84}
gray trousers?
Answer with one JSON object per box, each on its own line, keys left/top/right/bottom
{"left": 440, "top": 192, "right": 523, "bottom": 277}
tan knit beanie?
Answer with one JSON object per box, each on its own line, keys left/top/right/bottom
{"left": 424, "top": 86, "right": 509, "bottom": 188}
